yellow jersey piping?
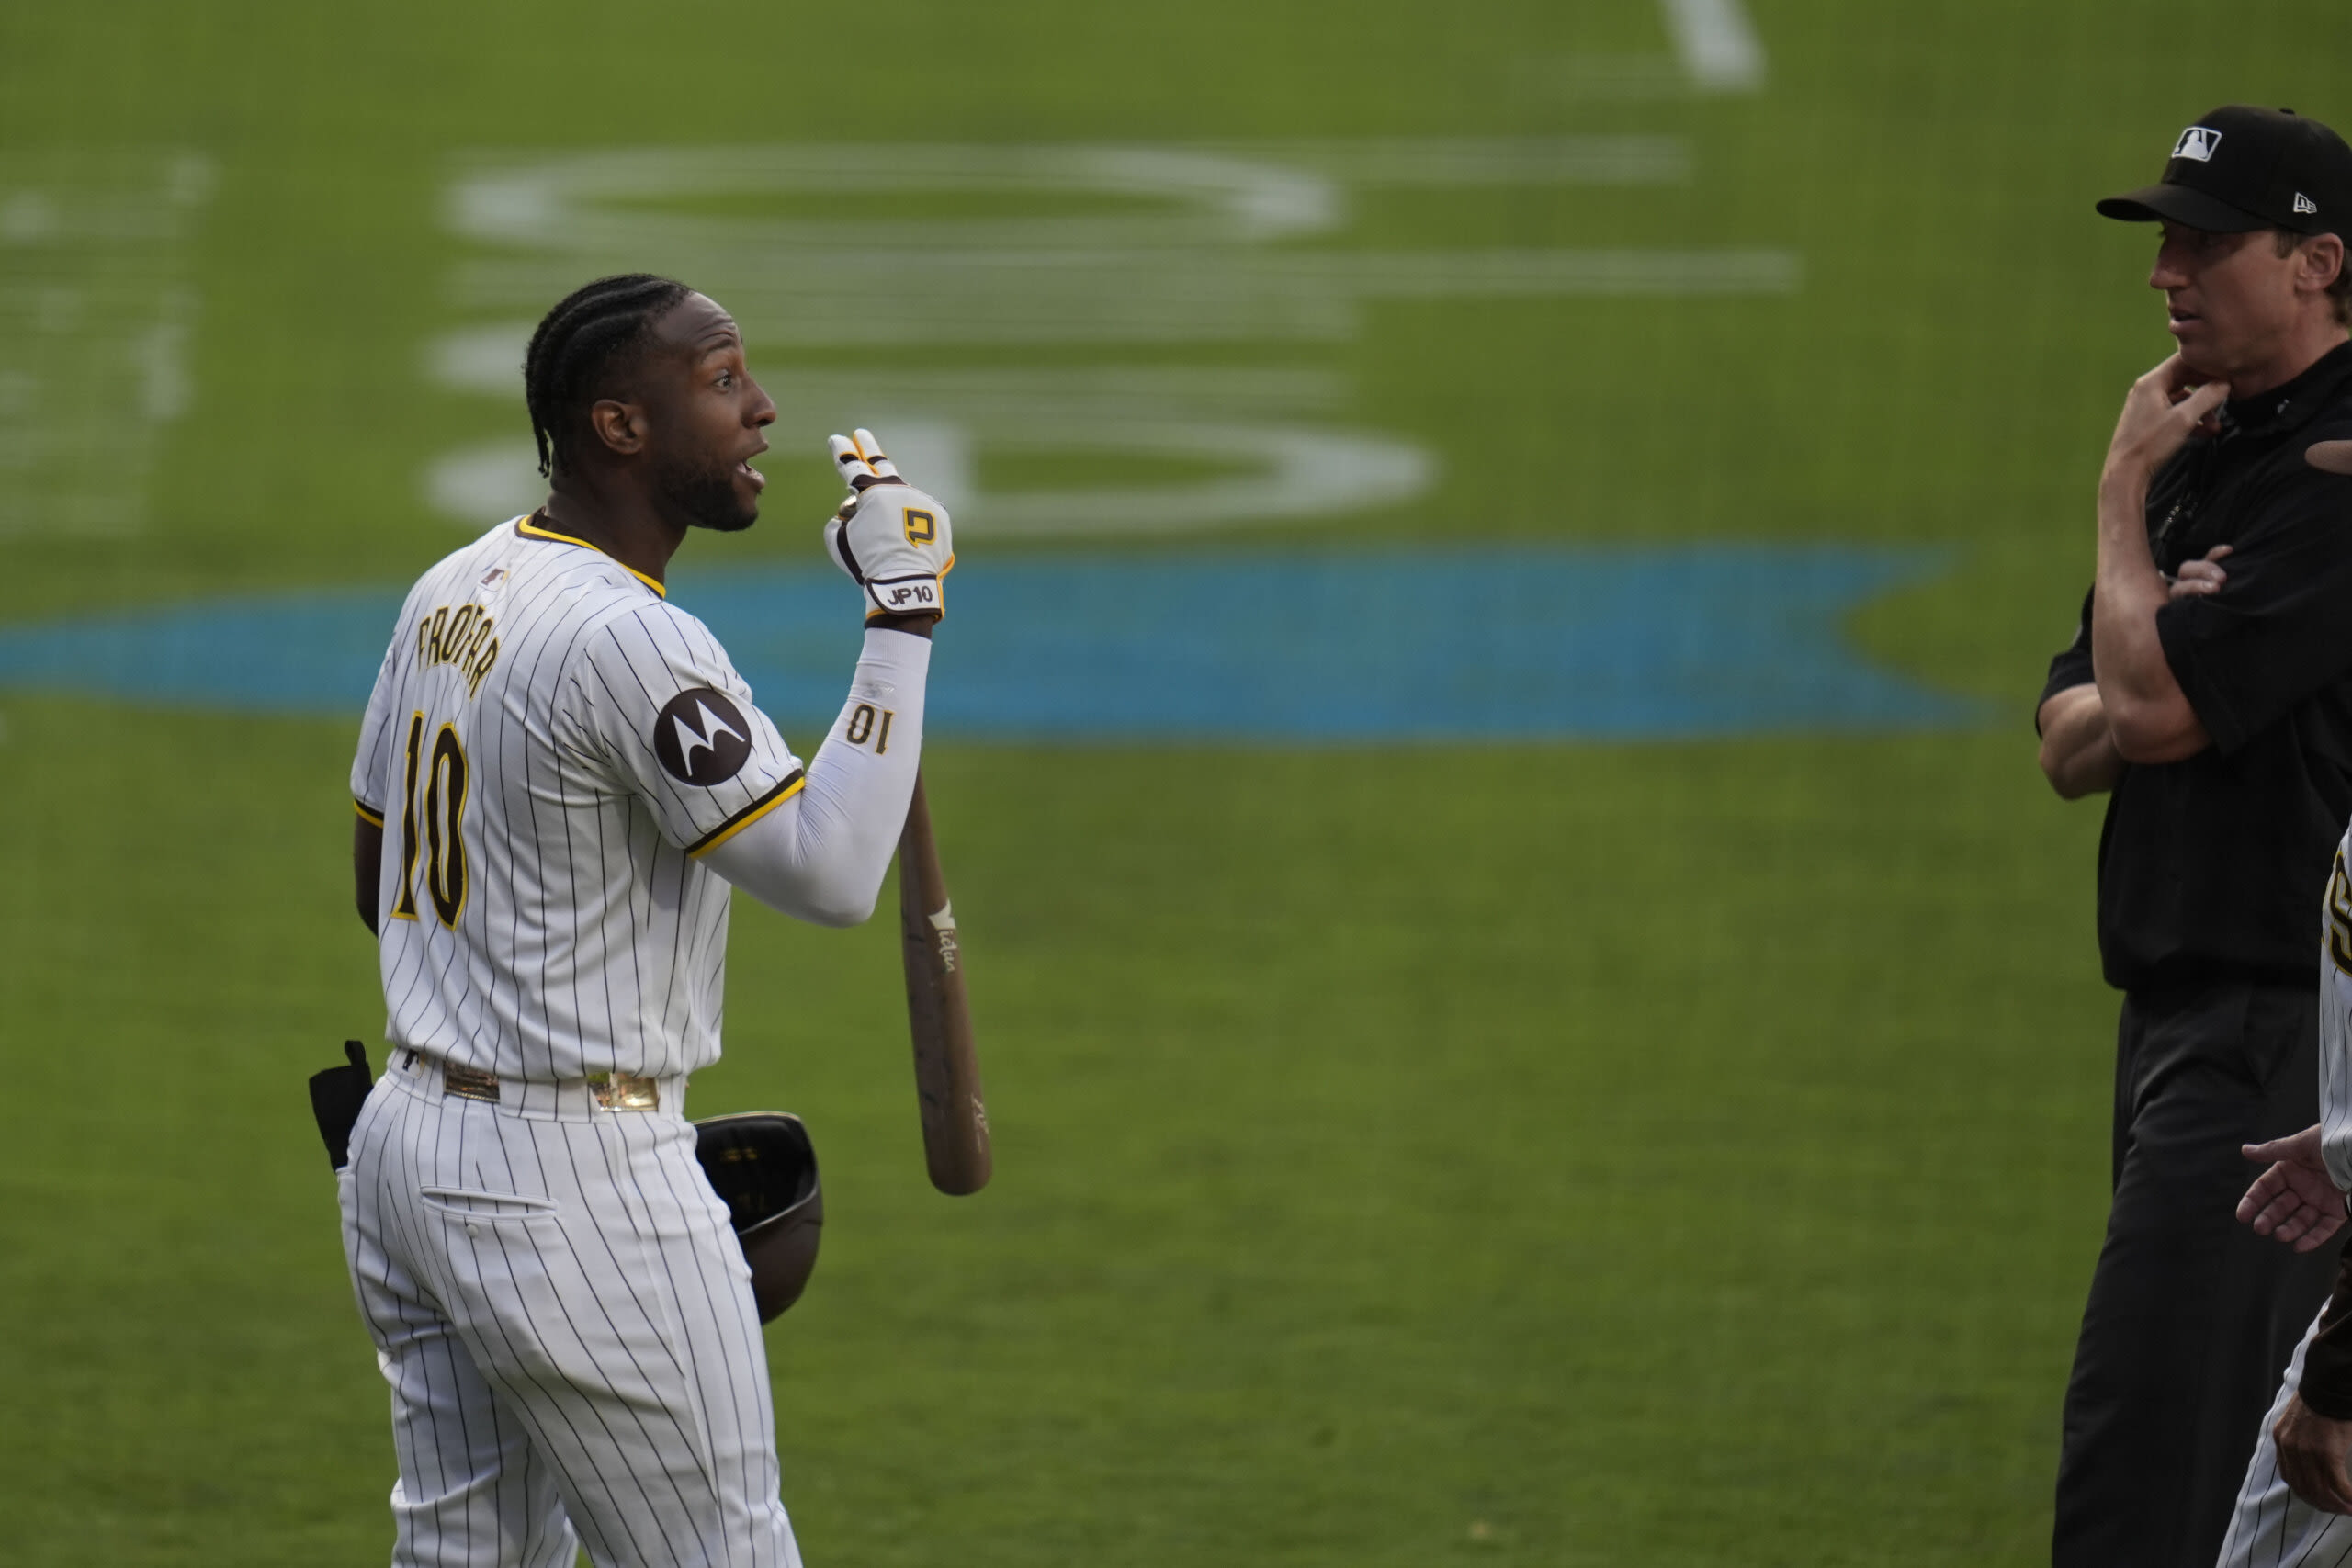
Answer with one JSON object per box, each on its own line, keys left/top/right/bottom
{"left": 687, "top": 772, "right": 807, "bottom": 859}
{"left": 515, "top": 515, "right": 668, "bottom": 598}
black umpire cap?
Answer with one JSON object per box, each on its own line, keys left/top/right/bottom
{"left": 2098, "top": 106, "right": 2352, "bottom": 240}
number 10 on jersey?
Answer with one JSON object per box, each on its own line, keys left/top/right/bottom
{"left": 391, "top": 711, "right": 470, "bottom": 928}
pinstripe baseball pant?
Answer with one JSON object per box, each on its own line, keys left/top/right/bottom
{"left": 2219, "top": 1312, "right": 2352, "bottom": 1568}
{"left": 338, "top": 1055, "right": 802, "bottom": 1568}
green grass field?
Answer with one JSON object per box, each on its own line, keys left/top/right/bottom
{"left": 4, "top": 1, "right": 2349, "bottom": 1562}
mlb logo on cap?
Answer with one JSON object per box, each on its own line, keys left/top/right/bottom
{"left": 2098, "top": 105, "right": 2352, "bottom": 238}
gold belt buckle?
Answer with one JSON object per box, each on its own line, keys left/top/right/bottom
{"left": 588, "top": 1072, "right": 660, "bottom": 1111}
{"left": 442, "top": 1062, "right": 502, "bottom": 1102}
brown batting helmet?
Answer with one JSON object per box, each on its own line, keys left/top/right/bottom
{"left": 694, "top": 1111, "right": 823, "bottom": 1321}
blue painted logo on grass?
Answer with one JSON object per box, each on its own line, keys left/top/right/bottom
{"left": 0, "top": 547, "right": 1972, "bottom": 739}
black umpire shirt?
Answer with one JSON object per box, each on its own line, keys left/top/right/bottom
{"left": 2041, "top": 340, "right": 2352, "bottom": 994}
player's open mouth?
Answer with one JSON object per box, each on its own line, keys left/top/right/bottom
{"left": 738, "top": 460, "right": 765, "bottom": 491}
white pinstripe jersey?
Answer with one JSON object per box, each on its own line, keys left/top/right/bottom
{"left": 2321, "top": 821, "right": 2352, "bottom": 1190}
{"left": 351, "top": 515, "right": 806, "bottom": 1082}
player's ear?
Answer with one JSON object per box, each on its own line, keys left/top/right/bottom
{"left": 590, "top": 398, "right": 647, "bottom": 457}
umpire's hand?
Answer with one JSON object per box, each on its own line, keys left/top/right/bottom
{"left": 2105, "top": 352, "right": 2231, "bottom": 482}
{"left": 2169, "top": 545, "right": 2232, "bottom": 600}
{"left": 2238, "top": 1123, "right": 2347, "bottom": 1252}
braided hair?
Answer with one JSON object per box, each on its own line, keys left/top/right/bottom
{"left": 522, "top": 274, "right": 693, "bottom": 478}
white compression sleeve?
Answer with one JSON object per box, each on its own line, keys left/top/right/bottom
{"left": 700, "top": 626, "right": 930, "bottom": 926}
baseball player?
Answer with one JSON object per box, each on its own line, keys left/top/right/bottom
{"left": 339, "top": 273, "right": 953, "bottom": 1566}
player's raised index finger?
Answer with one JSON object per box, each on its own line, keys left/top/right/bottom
{"left": 829, "top": 434, "right": 876, "bottom": 482}
{"left": 852, "top": 428, "right": 901, "bottom": 481}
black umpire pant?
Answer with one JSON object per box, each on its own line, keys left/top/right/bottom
{"left": 2055, "top": 980, "right": 2343, "bottom": 1568}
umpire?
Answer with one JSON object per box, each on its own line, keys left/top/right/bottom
{"left": 2035, "top": 106, "right": 2352, "bottom": 1566}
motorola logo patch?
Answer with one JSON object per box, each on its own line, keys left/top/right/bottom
{"left": 654, "top": 688, "right": 752, "bottom": 785}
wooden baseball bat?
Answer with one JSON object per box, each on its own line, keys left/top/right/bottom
{"left": 898, "top": 772, "right": 991, "bottom": 1195}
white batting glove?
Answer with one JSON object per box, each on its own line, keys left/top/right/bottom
{"left": 821, "top": 428, "right": 955, "bottom": 622}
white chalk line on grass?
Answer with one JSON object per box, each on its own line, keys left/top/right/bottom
{"left": 427, "top": 25, "right": 1782, "bottom": 536}
{"left": 425, "top": 365, "right": 1433, "bottom": 536}
{"left": 445, "top": 136, "right": 1693, "bottom": 259}
{"left": 1661, "top": 0, "right": 1768, "bottom": 92}
{"left": 430, "top": 423, "right": 1431, "bottom": 540}
{"left": 0, "top": 152, "right": 212, "bottom": 539}
{"left": 447, "top": 247, "right": 1798, "bottom": 349}
{"left": 1512, "top": 0, "right": 1768, "bottom": 100}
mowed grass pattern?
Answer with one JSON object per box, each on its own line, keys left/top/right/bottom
{"left": 0, "top": 0, "right": 2346, "bottom": 1562}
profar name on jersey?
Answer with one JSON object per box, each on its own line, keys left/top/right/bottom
{"left": 416, "top": 602, "right": 502, "bottom": 700}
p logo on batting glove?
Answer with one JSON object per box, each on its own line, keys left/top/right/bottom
{"left": 821, "top": 428, "right": 955, "bottom": 622}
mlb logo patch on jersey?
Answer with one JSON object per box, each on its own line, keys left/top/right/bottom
{"left": 2173, "top": 126, "right": 2222, "bottom": 163}
{"left": 655, "top": 689, "right": 753, "bottom": 786}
